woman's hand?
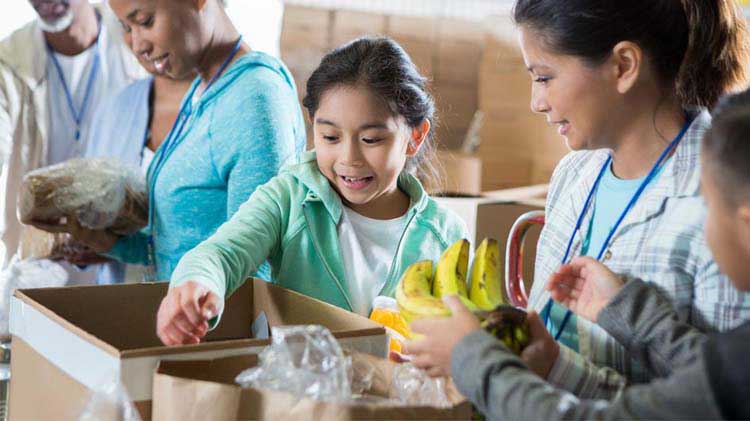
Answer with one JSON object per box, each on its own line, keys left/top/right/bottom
{"left": 402, "top": 295, "right": 481, "bottom": 377}
{"left": 156, "top": 281, "right": 221, "bottom": 346}
{"left": 60, "top": 244, "right": 112, "bottom": 266}
{"left": 546, "top": 256, "right": 625, "bottom": 323}
{"left": 31, "top": 216, "right": 119, "bottom": 254}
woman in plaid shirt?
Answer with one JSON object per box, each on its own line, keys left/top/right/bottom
{"left": 404, "top": 0, "right": 750, "bottom": 402}
{"left": 513, "top": 0, "right": 750, "bottom": 398}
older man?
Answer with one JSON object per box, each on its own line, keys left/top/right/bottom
{"left": 0, "top": 0, "right": 145, "bottom": 282}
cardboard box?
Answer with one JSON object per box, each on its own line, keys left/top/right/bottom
{"left": 152, "top": 353, "right": 473, "bottom": 421}
{"left": 423, "top": 150, "right": 482, "bottom": 196}
{"left": 477, "top": 23, "right": 568, "bottom": 191}
{"left": 280, "top": 5, "right": 332, "bottom": 51}
{"left": 435, "top": 192, "right": 546, "bottom": 292}
{"left": 331, "top": 10, "right": 388, "bottom": 46}
{"left": 8, "top": 279, "right": 387, "bottom": 420}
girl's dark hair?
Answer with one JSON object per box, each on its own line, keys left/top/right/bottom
{"left": 513, "top": 0, "right": 750, "bottom": 109}
{"left": 302, "top": 37, "right": 441, "bottom": 188}
{"left": 703, "top": 90, "right": 750, "bottom": 203}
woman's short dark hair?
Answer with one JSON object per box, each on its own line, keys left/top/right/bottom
{"left": 703, "top": 90, "right": 750, "bottom": 203}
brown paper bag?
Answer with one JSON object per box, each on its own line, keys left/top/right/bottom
{"left": 152, "top": 353, "right": 473, "bottom": 421}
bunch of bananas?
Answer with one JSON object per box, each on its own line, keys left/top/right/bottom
{"left": 395, "top": 238, "right": 530, "bottom": 354}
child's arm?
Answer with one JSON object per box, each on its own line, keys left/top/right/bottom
{"left": 597, "top": 277, "right": 708, "bottom": 376}
{"left": 156, "top": 178, "right": 287, "bottom": 345}
{"left": 170, "top": 182, "right": 284, "bottom": 307}
{"left": 549, "top": 257, "right": 708, "bottom": 377}
{"left": 451, "top": 328, "right": 721, "bottom": 420}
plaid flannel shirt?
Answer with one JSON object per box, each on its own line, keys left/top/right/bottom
{"left": 528, "top": 109, "right": 750, "bottom": 399}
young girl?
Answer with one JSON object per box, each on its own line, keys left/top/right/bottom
{"left": 155, "top": 37, "right": 469, "bottom": 346}
{"left": 443, "top": 0, "right": 749, "bottom": 398}
{"left": 404, "top": 89, "right": 750, "bottom": 420}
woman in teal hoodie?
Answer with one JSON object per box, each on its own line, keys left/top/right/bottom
{"left": 65, "top": 0, "right": 306, "bottom": 281}
{"left": 155, "top": 37, "right": 469, "bottom": 346}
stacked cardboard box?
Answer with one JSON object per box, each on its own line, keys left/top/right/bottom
{"left": 280, "top": 5, "right": 484, "bottom": 150}
{"left": 432, "top": 18, "right": 484, "bottom": 150}
{"left": 477, "top": 16, "right": 568, "bottom": 191}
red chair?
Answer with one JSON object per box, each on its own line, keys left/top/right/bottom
{"left": 504, "top": 211, "right": 545, "bottom": 308}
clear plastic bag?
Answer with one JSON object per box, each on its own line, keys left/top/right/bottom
{"left": 235, "top": 325, "right": 352, "bottom": 401}
{"left": 0, "top": 257, "right": 68, "bottom": 335}
{"left": 78, "top": 373, "right": 141, "bottom": 421}
{"left": 20, "top": 158, "right": 148, "bottom": 235}
{"left": 234, "top": 325, "right": 454, "bottom": 409}
{"left": 391, "top": 363, "right": 452, "bottom": 408}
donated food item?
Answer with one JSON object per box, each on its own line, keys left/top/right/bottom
{"left": 396, "top": 239, "right": 530, "bottom": 355}
{"left": 369, "top": 296, "right": 413, "bottom": 356}
{"left": 20, "top": 158, "right": 148, "bottom": 235}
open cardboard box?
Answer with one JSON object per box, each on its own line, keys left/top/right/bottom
{"left": 152, "top": 353, "right": 473, "bottom": 421}
{"left": 8, "top": 279, "right": 387, "bottom": 420}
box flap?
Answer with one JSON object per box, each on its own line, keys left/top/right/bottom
{"left": 156, "top": 355, "right": 258, "bottom": 385}
{"left": 14, "top": 279, "right": 383, "bottom": 358}
{"left": 252, "top": 279, "right": 383, "bottom": 338}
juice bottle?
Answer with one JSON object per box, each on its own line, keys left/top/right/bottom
{"left": 369, "top": 296, "right": 413, "bottom": 356}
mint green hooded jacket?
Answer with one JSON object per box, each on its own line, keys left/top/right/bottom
{"left": 170, "top": 150, "right": 469, "bottom": 315}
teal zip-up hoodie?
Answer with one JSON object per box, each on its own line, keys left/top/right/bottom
{"left": 170, "top": 150, "right": 469, "bottom": 316}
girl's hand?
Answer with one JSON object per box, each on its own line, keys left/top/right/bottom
{"left": 546, "top": 256, "right": 625, "bottom": 323}
{"left": 156, "top": 281, "right": 221, "bottom": 346}
{"left": 402, "top": 295, "right": 481, "bottom": 377}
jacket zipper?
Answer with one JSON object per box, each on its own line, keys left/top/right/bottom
{"left": 377, "top": 209, "right": 418, "bottom": 298}
{"left": 302, "top": 203, "right": 354, "bottom": 311}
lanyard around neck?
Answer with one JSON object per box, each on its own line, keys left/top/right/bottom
{"left": 144, "top": 36, "right": 244, "bottom": 271}
{"left": 543, "top": 115, "right": 693, "bottom": 341}
{"left": 45, "top": 16, "right": 102, "bottom": 143}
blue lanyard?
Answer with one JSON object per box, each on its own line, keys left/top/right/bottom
{"left": 45, "top": 18, "right": 102, "bottom": 143}
{"left": 144, "top": 36, "right": 244, "bottom": 271}
{"left": 543, "top": 116, "right": 693, "bottom": 341}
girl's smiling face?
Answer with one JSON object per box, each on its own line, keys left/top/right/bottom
{"left": 313, "top": 84, "right": 428, "bottom": 220}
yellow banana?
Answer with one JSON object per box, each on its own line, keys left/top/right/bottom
{"left": 395, "top": 259, "right": 480, "bottom": 322}
{"left": 432, "top": 239, "right": 470, "bottom": 299}
{"left": 396, "top": 260, "right": 450, "bottom": 323}
{"left": 469, "top": 238, "right": 506, "bottom": 310}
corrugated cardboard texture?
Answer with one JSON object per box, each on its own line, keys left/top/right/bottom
{"left": 423, "top": 150, "right": 482, "bottom": 196}
{"left": 8, "top": 336, "right": 154, "bottom": 421}
{"left": 153, "top": 354, "right": 472, "bottom": 421}
{"left": 478, "top": 18, "right": 568, "bottom": 191}
{"left": 9, "top": 337, "right": 90, "bottom": 420}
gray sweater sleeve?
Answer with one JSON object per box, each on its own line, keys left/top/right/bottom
{"left": 451, "top": 330, "right": 722, "bottom": 420}
{"left": 597, "top": 278, "right": 708, "bottom": 377}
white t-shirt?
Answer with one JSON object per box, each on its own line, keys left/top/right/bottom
{"left": 337, "top": 206, "right": 408, "bottom": 316}
{"left": 46, "top": 29, "right": 120, "bottom": 165}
